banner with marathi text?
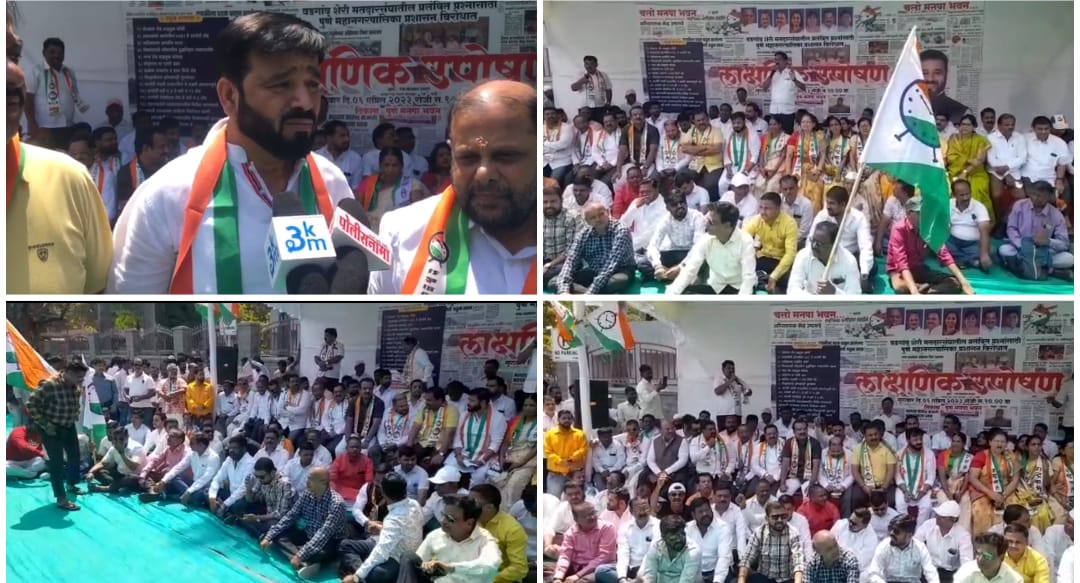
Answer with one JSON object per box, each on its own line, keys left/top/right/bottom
{"left": 636, "top": 2, "right": 984, "bottom": 118}
{"left": 122, "top": 1, "right": 536, "bottom": 156}
{"left": 770, "top": 302, "right": 1072, "bottom": 439}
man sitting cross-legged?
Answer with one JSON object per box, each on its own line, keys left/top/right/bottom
{"left": 260, "top": 466, "right": 349, "bottom": 580}
{"left": 86, "top": 426, "right": 146, "bottom": 494}
{"left": 339, "top": 472, "right": 425, "bottom": 583}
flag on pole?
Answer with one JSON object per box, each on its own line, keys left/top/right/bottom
{"left": 6, "top": 320, "right": 55, "bottom": 391}
{"left": 859, "top": 27, "right": 951, "bottom": 252}
{"left": 195, "top": 303, "right": 239, "bottom": 324}
{"left": 551, "top": 302, "right": 582, "bottom": 348}
{"left": 585, "top": 303, "right": 636, "bottom": 351}
{"left": 81, "top": 381, "right": 108, "bottom": 447}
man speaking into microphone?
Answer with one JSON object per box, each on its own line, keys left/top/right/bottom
{"left": 369, "top": 79, "right": 538, "bottom": 294}
{"left": 107, "top": 12, "right": 353, "bottom": 294}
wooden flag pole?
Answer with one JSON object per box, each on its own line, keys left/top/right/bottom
{"left": 820, "top": 162, "right": 869, "bottom": 284}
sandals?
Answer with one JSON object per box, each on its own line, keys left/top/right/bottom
{"left": 56, "top": 499, "right": 80, "bottom": 511}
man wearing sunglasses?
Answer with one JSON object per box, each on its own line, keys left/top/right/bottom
{"left": 952, "top": 532, "right": 1024, "bottom": 583}
{"left": 788, "top": 220, "right": 862, "bottom": 294}
{"left": 397, "top": 495, "right": 502, "bottom": 583}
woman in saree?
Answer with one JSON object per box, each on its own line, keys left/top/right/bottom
{"left": 946, "top": 114, "right": 994, "bottom": 225}
{"left": 1049, "top": 439, "right": 1073, "bottom": 524}
{"left": 355, "top": 147, "right": 431, "bottom": 232}
{"left": 968, "top": 428, "right": 1021, "bottom": 534}
{"left": 824, "top": 116, "right": 852, "bottom": 188}
{"left": 935, "top": 431, "right": 973, "bottom": 530}
{"left": 784, "top": 112, "right": 826, "bottom": 212}
{"left": 753, "top": 115, "right": 789, "bottom": 196}
{"left": 1015, "top": 433, "right": 1057, "bottom": 531}
{"left": 848, "top": 116, "right": 884, "bottom": 228}
{"left": 420, "top": 142, "right": 452, "bottom": 194}
{"left": 493, "top": 393, "right": 538, "bottom": 510}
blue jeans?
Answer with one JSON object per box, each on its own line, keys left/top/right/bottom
{"left": 546, "top": 472, "right": 568, "bottom": 498}
{"left": 945, "top": 236, "right": 981, "bottom": 267}
{"left": 115, "top": 403, "right": 131, "bottom": 426}
{"left": 596, "top": 564, "right": 629, "bottom": 583}
{"left": 164, "top": 477, "right": 209, "bottom": 507}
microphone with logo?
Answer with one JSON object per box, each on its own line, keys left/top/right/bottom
{"left": 265, "top": 192, "right": 336, "bottom": 294}
{"left": 328, "top": 198, "right": 392, "bottom": 293}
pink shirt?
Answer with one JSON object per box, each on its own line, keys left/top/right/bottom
{"left": 554, "top": 520, "right": 618, "bottom": 579}
{"left": 141, "top": 442, "right": 191, "bottom": 480}
{"left": 886, "top": 216, "right": 955, "bottom": 273}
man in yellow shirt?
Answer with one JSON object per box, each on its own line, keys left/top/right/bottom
{"left": 743, "top": 191, "right": 799, "bottom": 293}
{"left": 185, "top": 368, "right": 215, "bottom": 427}
{"left": 544, "top": 409, "right": 587, "bottom": 497}
{"left": 6, "top": 49, "right": 111, "bottom": 294}
{"left": 1003, "top": 523, "right": 1051, "bottom": 583}
{"left": 470, "top": 484, "right": 528, "bottom": 583}
{"left": 849, "top": 421, "right": 897, "bottom": 516}
{"left": 680, "top": 110, "right": 725, "bottom": 199}
{"left": 408, "top": 385, "right": 460, "bottom": 473}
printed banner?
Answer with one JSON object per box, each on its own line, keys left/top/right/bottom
{"left": 636, "top": 2, "right": 984, "bottom": 118}
{"left": 122, "top": 1, "right": 536, "bottom": 156}
{"left": 771, "top": 303, "right": 1072, "bottom": 439}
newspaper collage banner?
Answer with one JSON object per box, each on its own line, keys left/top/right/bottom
{"left": 440, "top": 303, "right": 537, "bottom": 393}
{"left": 771, "top": 303, "right": 1072, "bottom": 440}
{"left": 122, "top": 1, "right": 536, "bottom": 156}
{"left": 636, "top": 2, "right": 984, "bottom": 118}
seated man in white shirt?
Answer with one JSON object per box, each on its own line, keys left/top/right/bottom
{"left": 779, "top": 175, "right": 814, "bottom": 247}
{"left": 1021, "top": 116, "right": 1072, "bottom": 200}
{"left": 396, "top": 495, "right": 502, "bottom": 583}
{"left": 953, "top": 532, "right": 1025, "bottom": 583}
{"left": 788, "top": 220, "right": 863, "bottom": 294}
{"left": 340, "top": 473, "right": 425, "bottom": 583}
{"left": 719, "top": 173, "right": 759, "bottom": 225}
{"left": 368, "top": 80, "right": 537, "bottom": 295}
{"left": 946, "top": 179, "right": 992, "bottom": 270}
{"left": 563, "top": 169, "right": 614, "bottom": 213}
{"left": 673, "top": 168, "right": 710, "bottom": 213}
{"left": 914, "top": 501, "right": 973, "bottom": 583}
{"left": 86, "top": 426, "right": 147, "bottom": 494}
{"left": 621, "top": 177, "right": 668, "bottom": 279}
{"left": 647, "top": 191, "right": 708, "bottom": 284}
{"left": 867, "top": 514, "right": 939, "bottom": 583}
{"left": 667, "top": 201, "right": 757, "bottom": 295}
{"left": 987, "top": 114, "right": 1027, "bottom": 225}
{"left": 808, "top": 185, "right": 875, "bottom": 293}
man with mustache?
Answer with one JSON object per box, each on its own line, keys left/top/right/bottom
{"left": 109, "top": 12, "right": 354, "bottom": 294}
{"left": 370, "top": 79, "right": 537, "bottom": 294}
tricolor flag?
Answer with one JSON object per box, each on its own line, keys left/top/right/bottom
{"left": 6, "top": 320, "right": 55, "bottom": 391}
{"left": 81, "top": 380, "right": 108, "bottom": 447}
{"left": 196, "top": 302, "right": 239, "bottom": 324}
{"left": 585, "top": 303, "right": 636, "bottom": 352}
{"left": 551, "top": 302, "right": 582, "bottom": 348}
{"left": 859, "top": 27, "right": 951, "bottom": 252}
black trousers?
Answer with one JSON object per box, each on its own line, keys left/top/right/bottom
{"left": 938, "top": 568, "right": 956, "bottom": 583}
{"left": 339, "top": 538, "right": 400, "bottom": 583}
{"left": 681, "top": 284, "right": 739, "bottom": 295}
{"left": 756, "top": 256, "right": 790, "bottom": 292}
{"left": 41, "top": 424, "right": 82, "bottom": 500}
{"left": 275, "top": 526, "right": 342, "bottom": 565}
{"left": 397, "top": 551, "right": 437, "bottom": 583}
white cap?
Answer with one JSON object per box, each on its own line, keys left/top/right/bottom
{"left": 732, "top": 173, "right": 751, "bottom": 188}
{"left": 934, "top": 500, "right": 961, "bottom": 518}
{"left": 430, "top": 467, "right": 462, "bottom": 484}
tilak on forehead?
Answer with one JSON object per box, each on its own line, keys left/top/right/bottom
{"left": 473, "top": 136, "right": 488, "bottom": 149}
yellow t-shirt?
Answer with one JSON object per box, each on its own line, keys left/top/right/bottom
{"left": 1004, "top": 547, "right": 1050, "bottom": 583}
{"left": 856, "top": 442, "right": 897, "bottom": 486}
{"left": 681, "top": 125, "right": 724, "bottom": 172}
{"left": 414, "top": 404, "right": 460, "bottom": 448}
{"left": 7, "top": 142, "right": 112, "bottom": 293}
{"left": 743, "top": 213, "right": 799, "bottom": 278}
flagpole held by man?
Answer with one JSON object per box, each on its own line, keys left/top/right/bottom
{"left": 822, "top": 27, "right": 965, "bottom": 294}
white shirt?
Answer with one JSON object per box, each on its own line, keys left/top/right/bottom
{"left": 108, "top": 119, "right": 354, "bottom": 293}
{"left": 788, "top": 246, "right": 863, "bottom": 295}
{"left": 414, "top": 526, "right": 502, "bottom": 583}
{"left": 719, "top": 190, "right": 759, "bottom": 223}
{"left": 987, "top": 131, "right": 1028, "bottom": 180}
{"left": 883, "top": 196, "right": 906, "bottom": 224}
{"left": 621, "top": 196, "right": 668, "bottom": 250}
{"left": 954, "top": 561, "right": 1025, "bottom": 583}
{"left": 714, "top": 503, "right": 750, "bottom": 556}
{"left": 617, "top": 517, "right": 661, "bottom": 576}
{"left": 395, "top": 464, "right": 431, "bottom": 500}
{"left": 215, "top": 391, "right": 240, "bottom": 419}
{"left": 684, "top": 184, "right": 710, "bottom": 213}
{"left": 710, "top": 118, "right": 734, "bottom": 142}
{"left": 636, "top": 378, "right": 665, "bottom": 421}
{"left": 950, "top": 198, "right": 991, "bottom": 242}
{"left": 782, "top": 194, "right": 815, "bottom": 241}
{"left": 723, "top": 130, "right": 761, "bottom": 172}
{"left": 1056, "top": 547, "right": 1073, "bottom": 583}
{"left": 867, "top": 538, "right": 940, "bottom": 583}
{"left": 915, "top": 521, "right": 974, "bottom": 571}
{"left": 361, "top": 148, "right": 414, "bottom": 178}
{"left": 742, "top": 495, "right": 776, "bottom": 532}
{"left": 592, "top": 439, "right": 628, "bottom": 474}
{"left": 832, "top": 519, "right": 880, "bottom": 575}
{"left": 768, "top": 68, "right": 805, "bottom": 114}
{"left": 1022, "top": 134, "right": 1071, "bottom": 183}
{"left": 28, "top": 64, "right": 83, "bottom": 127}
{"left": 368, "top": 191, "right": 536, "bottom": 294}
{"left": 103, "top": 438, "right": 147, "bottom": 477}
{"left": 144, "top": 428, "right": 168, "bottom": 456}
{"left": 277, "top": 390, "right": 313, "bottom": 431}
{"left": 283, "top": 456, "right": 316, "bottom": 495}
{"left": 253, "top": 446, "right": 292, "bottom": 472}
{"left": 356, "top": 498, "right": 425, "bottom": 579}
{"left": 748, "top": 117, "right": 769, "bottom": 138}
{"left": 452, "top": 409, "right": 508, "bottom": 464}
{"left": 315, "top": 146, "right": 364, "bottom": 190}
{"left": 563, "top": 180, "right": 614, "bottom": 213}
{"left": 875, "top": 414, "right": 904, "bottom": 432}
{"left": 615, "top": 432, "right": 649, "bottom": 476}
{"left": 614, "top": 400, "right": 643, "bottom": 428}
{"left": 690, "top": 435, "right": 735, "bottom": 477}
{"left": 655, "top": 135, "right": 691, "bottom": 175}
{"left": 210, "top": 453, "right": 254, "bottom": 508}
{"left": 247, "top": 391, "right": 275, "bottom": 424}
{"left": 685, "top": 519, "right": 734, "bottom": 580}
{"left": 929, "top": 431, "right": 953, "bottom": 452}
{"left": 543, "top": 122, "right": 575, "bottom": 168}
{"left": 404, "top": 347, "right": 434, "bottom": 386}
{"left": 124, "top": 422, "right": 150, "bottom": 446}
{"left": 126, "top": 372, "right": 157, "bottom": 407}
{"left": 870, "top": 507, "right": 901, "bottom": 540}
{"left": 90, "top": 157, "right": 121, "bottom": 222}
{"left": 668, "top": 229, "right": 757, "bottom": 295}
{"left": 164, "top": 448, "right": 222, "bottom": 494}
{"left": 751, "top": 441, "right": 785, "bottom": 480}
{"left": 646, "top": 435, "right": 690, "bottom": 475}
{"left": 808, "top": 208, "right": 874, "bottom": 275}
{"left": 592, "top": 129, "right": 623, "bottom": 167}
{"left": 788, "top": 511, "right": 815, "bottom": 558}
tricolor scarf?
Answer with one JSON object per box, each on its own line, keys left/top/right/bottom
{"left": 706, "top": 436, "right": 729, "bottom": 475}
{"left": 7, "top": 135, "right": 24, "bottom": 208}
{"left": 356, "top": 174, "right": 413, "bottom": 213}
{"left": 94, "top": 156, "right": 118, "bottom": 193}
{"left": 985, "top": 452, "right": 1015, "bottom": 495}
{"left": 823, "top": 453, "right": 847, "bottom": 486}
{"left": 577, "top": 130, "right": 594, "bottom": 160}
{"left": 350, "top": 396, "right": 377, "bottom": 439}
{"left": 736, "top": 440, "right": 754, "bottom": 482}
{"left": 859, "top": 442, "right": 879, "bottom": 487}
{"left": 1060, "top": 461, "right": 1073, "bottom": 507}
{"left": 787, "top": 438, "right": 814, "bottom": 481}
{"left": 42, "top": 66, "right": 86, "bottom": 116}
{"left": 1022, "top": 457, "right": 1047, "bottom": 496}
{"left": 383, "top": 410, "right": 409, "bottom": 443}
{"left": 597, "top": 129, "right": 622, "bottom": 166}
{"left": 544, "top": 123, "right": 562, "bottom": 144}
{"left": 418, "top": 405, "right": 446, "bottom": 447}
{"left": 759, "top": 441, "right": 782, "bottom": 475}
{"left": 661, "top": 136, "right": 680, "bottom": 168}
{"left": 400, "top": 185, "right": 537, "bottom": 294}
{"left": 945, "top": 450, "right": 973, "bottom": 478}
{"left": 129, "top": 159, "right": 146, "bottom": 191}
{"left": 168, "top": 128, "right": 334, "bottom": 294}
{"left": 458, "top": 408, "right": 493, "bottom": 459}
{"left": 627, "top": 124, "right": 649, "bottom": 164}
{"left": 762, "top": 132, "right": 788, "bottom": 165}
{"left": 506, "top": 414, "right": 537, "bottom": 448}
{"left": 897, "top": 448, "right": 928, "bottom": 496}
{"left": 794, "top": 132, "right": 819, "bottom": 175}
{"left": 727, "top": 131, "right": 752, "bottom": 173}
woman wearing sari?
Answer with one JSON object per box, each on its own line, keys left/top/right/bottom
{"left": 493, "top": 393, "right": 538, "bottom": 510}
{"left": 420, "top": 142, "right": 452, "bottom": 194}
{"left": 355, "top": 147, "right": 431, "bottom": 232}
{"left": 784, "top": 113, "right": 826, "bottom": 212}
{"left": 753, "top": 116, "right": 789, "bottom": 196}
{"left": 935, "top": 432, "right": 973, "bottom": 530}
{"left": 1049, "top": 439, "right": 1073, "bottom": 524}
{"left": 849, "top": 116, "right": 885, "bottom": 228}
{"left": 967, "top": 428, "right": 1021, "bottom": 534}
{"left": 824, "top": 116, "right": 851, "bottom": 188}
{"left": 946, "top": 114, "right": 994, "bottom": 225}
{"left": 1015, "top": 434, "right": 1057, "bottom": 532}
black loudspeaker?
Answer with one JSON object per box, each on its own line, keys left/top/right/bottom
{"left": 216, "top": 346, "right": 238, "bottom": 384}
{"left": 589, "top": 380, "right": 612, "bottom": 428}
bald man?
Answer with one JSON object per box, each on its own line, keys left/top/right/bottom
{"left": 807, "top": 531, "right": 861, "bottom": 583}
{"left": 261, "top": 466, "right": 349, "bottom": 579}
{"left": 370, "top": 79, "right": 538, "bottom": 295}
{"left": 554, "top": 201, "right": 637, "bottom": 293}
{"left": 7, "top": 21, "right": 112, "bottom": 294}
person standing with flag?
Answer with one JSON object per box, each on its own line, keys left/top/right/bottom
{"left": 25, "top": 357, "right": 90, "bottom": 511}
